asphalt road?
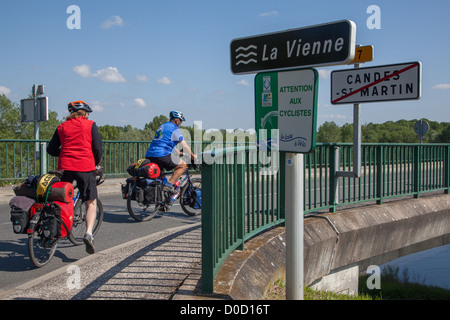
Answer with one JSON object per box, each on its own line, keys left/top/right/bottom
{"left": 0, "top": 191, "right": 200, "bottom": 293}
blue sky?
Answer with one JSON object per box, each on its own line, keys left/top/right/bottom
{"left": 1, "top": 0, "right": 449, "bottom": 131}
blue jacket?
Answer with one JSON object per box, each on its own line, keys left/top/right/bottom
{"left": 145, "top": 121, "right": 184, "bottom": 158}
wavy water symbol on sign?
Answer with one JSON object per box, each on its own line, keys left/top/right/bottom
{"left": 235, "top": 45, "right": 258, "bottom": 66}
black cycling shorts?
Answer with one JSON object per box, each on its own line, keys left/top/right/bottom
{"left": 61, "top": 170, "right": 98, "bottom": 201}
{"left": 147, "top": 154, "right": 180, "bottom": 171}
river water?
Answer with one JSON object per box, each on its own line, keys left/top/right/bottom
{"left": 380, "top": 243, "right": 450, "bottom": 290}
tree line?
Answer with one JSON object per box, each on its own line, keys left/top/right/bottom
{"left": 1, "top": 94, "right": 450, "bottom": 143}
{"left": 317, "top": 120, "right": 450, "bottom": 143}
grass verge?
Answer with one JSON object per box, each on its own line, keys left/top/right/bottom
{"left": 264, "top": 266, "right": 450, "bottom": 300}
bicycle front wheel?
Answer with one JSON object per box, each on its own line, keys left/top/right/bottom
{"left": 180, "top": 178, "right": 202, "bottom": 216}
{"left": 69, "top": 199, "right": 104, "bottom": 246}
{"left": 28, "top": 216, "right": 58, "bottom": 268}
{"left": 127, "top": 187, "right": 160, "bottom": 222}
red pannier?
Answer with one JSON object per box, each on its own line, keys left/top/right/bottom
{"left": 47, "top": 182, "right": 74, "bottom": 203}
{"left": 42, "top": 200, "right": 74, "bottom": 239}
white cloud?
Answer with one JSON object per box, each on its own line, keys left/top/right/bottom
{"left": 260, "top": 11, "right": 279, "bottom": 17}
{"left": 0, "top": 85, "right": 11, "bottom": 96}
{"left": 133, "top": 98, "right": 146, "bottom": 108}
{"left": 157, "top": 76, "right": 172, "bottom": 85}
{"left": 90, "top": 100, "right": 104, "bottom": 112}
{"left": 320, "top": 114, "right": 348, "bottom": 120}
{"left": 92, "top": 67, "right": 126, "bottom": 83}
{"left": 136, "top": 74, "right": 149, "bottom": 82}
{"left": 237, "top": 79, "right": 250, "bottom": 86}
{"left": 73, "top": 64, "right": 91, "bottom": 78}
{"left": 433, "top": 83, "right": 450, "bottom": 90}
{"left": 101, "top": 16, "right": 124, "bottom": 29}
{"left": 73, "top": 64, "right": 126, "bottom": 83}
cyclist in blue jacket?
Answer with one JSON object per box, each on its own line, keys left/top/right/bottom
{"left": 145, "top": 111, "right": 196, "bottom": 190}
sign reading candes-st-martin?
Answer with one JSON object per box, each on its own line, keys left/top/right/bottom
{"left": 231, "top": 20, "right": 356, "bottom": 74}
{"left": 255, "top": 68, "right": 318, "bottom": 153}
{"left": 331, "top": 61, "right": 422, "bottom": 104}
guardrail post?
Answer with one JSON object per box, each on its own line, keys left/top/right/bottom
{"left": 376, "top": 145, "right": 384, "bottom": 204}
{"left": 201, "top": 162, "right": 214, "bottom": 294}
{"left": 413, "top": 145, "right": 420, "bottom": 198}
{"left": 329, "top": 145, "right": 339, "bottom": 212}
{"left": 445, "top": 145, "right": 449, "bottom": 194}
{"left": 39, "top": 142, "right": 47, "bottom": 175}
{"left": 236, "top": 150, "right": 245, "bottom": 251}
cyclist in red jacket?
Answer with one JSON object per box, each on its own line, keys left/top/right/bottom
{"left": 47, "top": 101, "right": 103, "bottom": 254}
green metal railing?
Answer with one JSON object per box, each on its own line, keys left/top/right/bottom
{"left": 200, "top": 143, "right": 450, "bottom": 293}
{"left": 0, "top": 139, "right": 251, "bottom": 181}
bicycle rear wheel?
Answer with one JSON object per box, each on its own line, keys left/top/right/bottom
{"left": 69, "top": 199, "right": 104, "bottom": 246}
{"left": 127, "top": 187, "right": 161, "bottom": 222}
{"left": 28, "top": 214, "right": 58, "bottom": 268}
{"left": 180, "top": 178, "right": 202, "bottom": 216}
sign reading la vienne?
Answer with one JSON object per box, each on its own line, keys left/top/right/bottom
{"left": 231, "top": 20, "right": 356, "bottom": 74}
{"left": 255, "top": 68, "right": 318, "bottom": 153}
{"left": 331, "top": 61, "right": 422, "bottom": 104}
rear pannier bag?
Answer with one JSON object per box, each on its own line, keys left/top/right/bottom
{"left": 9, "top": 196, "right": 36, "bottom": 234}
{"left": 144, "top": 182, "right": 161, "bottom": 204}
{"left": 47, "top": 182, "right": 74, "bottom": 203}
{"left": 42, "top": 200, "right": 74, "bottom": 239}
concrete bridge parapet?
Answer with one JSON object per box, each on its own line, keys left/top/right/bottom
{"left": 214, "top": 193, "right": 450, "bottom": 298}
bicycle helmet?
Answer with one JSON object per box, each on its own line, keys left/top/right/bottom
{"left": 68, "top": 100, "right": 93, "bottom": 113}
{"left": 169, "top": 110, "right": 185, "bottom": 121}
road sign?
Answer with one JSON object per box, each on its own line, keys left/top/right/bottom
{"left": 414, "top": 119, "right": 429, "bottom": 136}
{"left": 255, "top": 68, "right": 318, "bottom": 153}
{"left": 351, "top": 45, "right": 373, "bottom": 64}
{"left": 21, "top": 97, "right": 48, "bottom": 122}
{"left": 331, "top": 61, "right": 422, "bottom": 104}
{"left": 414, "top": 119, "right": 429, "bottom": 143}
{"left": 231, "top": 20, "right": 356, "bottom": 74}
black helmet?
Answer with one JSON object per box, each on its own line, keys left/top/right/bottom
{"left": 169, "top": 110, "right": 185, "bottom": 121}
{"left": 68, "top": 101, "right": 93, "bottom": 113}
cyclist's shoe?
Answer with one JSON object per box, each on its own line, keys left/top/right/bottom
{"left": 83, "top": 233, "right": 95, "bottom": 254}
{"left": 163, "top": 183, "right": 178, "bottom": 195}
{"left": 163, "top": 199, "right": 173, "bottom": 212}
{"left": 162, "top": 181, "right": 174, "bottom": 192}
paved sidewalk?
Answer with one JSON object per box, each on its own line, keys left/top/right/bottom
{"left": 0, "top": 177, "right": 220, "bottom": 300}
{"left": 1, "top": 223, "right": 203, "bottom": 300}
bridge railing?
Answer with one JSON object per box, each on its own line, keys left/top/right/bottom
{"left": 200, "top": 142, "right": 450, "bottom": 293}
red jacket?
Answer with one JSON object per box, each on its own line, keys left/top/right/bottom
{"left": 47, "top": 117, "right": 102, "bottom": 172}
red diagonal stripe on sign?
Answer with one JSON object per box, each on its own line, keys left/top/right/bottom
{"left": 332, "top": 63, "right": 419, "bottom": 104}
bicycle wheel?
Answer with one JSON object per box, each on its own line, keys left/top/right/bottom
{"left": 180, "top": 177, "right": 202, "bottom": 216}
{"left": 127, "top": 186, "right": 161, "bottom": 222}
{"left": 28, "top": 214, "right": 58, "bottom": 268}
{"left": 69, "top": 199, "right": 104, "bottom": 246}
